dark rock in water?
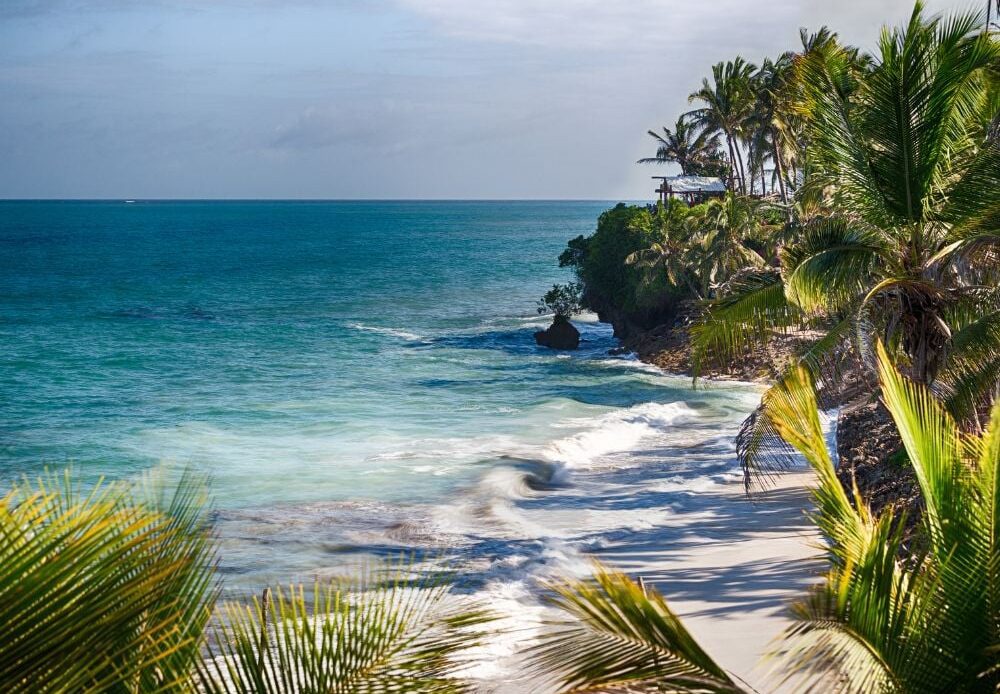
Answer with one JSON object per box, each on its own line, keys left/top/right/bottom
{"left": 534, "top": 318, "right": 580, "bottom": 350}
{"left": 607, "top": 346, "right": 630, "bottom": 356}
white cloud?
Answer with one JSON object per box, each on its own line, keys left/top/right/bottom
{"left": 397, "top": 0, "right": 958, "bottom": 53}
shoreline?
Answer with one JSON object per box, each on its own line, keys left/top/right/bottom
{"left": 593, "top": 470, "right": 820, "bottom": 691}
{"left": 585, "top": 322, "right": 824, "bottom": 690}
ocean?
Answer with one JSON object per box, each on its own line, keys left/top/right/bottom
{"left": 0, "top": 200, "right": 761, "bottom": 611}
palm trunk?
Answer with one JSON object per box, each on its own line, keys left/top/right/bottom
{"left": 772, "top": 140, "right": 788, "bottom": 205}
{"left": 733, "top": 140, "right": 748, "bottom": 195}
{"left": 684, "top": 275, "right": 704, "bottom": 301}
{"left": 903, "top": 297, "right": 949, "bottom": 385}
{"left": 725, "top": 136, "right": 742, "bottom": 192}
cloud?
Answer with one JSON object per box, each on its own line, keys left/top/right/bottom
{"left": 0, "top": 0, "right": 379, "bottom": 19}
{"left": 396, "top": 0, "right": 959, "bottom": 54}
{"left": 0, "top": 0, "right": 968, "bottom": 198}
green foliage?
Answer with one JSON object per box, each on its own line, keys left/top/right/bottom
{"left": 197, "top": 569, "right": 494, "bottom": 694}
{"left": 0, "top": 470, "right": 493, "bottom": 693}
{"left": 689, "top": 268, "right": 796, "bottom": 378}
{"left": 558, "top": 234, "right": 589, "bottom": 270}
{"left": 566, "top": 193, "right": 781, "bottom": 330}
{"left": 688, "top": 2, "right": 1000, "bottom": 478}
{"left": 638, "top": 115, "right": 727, "bottom": 177}
{"left": 767, "top": 343, "right": 1000, "bottom": 691}
{"left": 688, "top": 57, "right": 758, "bottom": 194}
{"left": 538, "top": 282, "right": 583, "bottom": 321}
{"left": 0, "top": 469, "right": 217, "bottom": 693}
{"left": 570, "top": 203, "right": 681, "bottom": 317}
{"left": 530, "top": 567, "right": 740, "bottom": 693}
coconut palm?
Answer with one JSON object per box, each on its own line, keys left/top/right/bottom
{"left": 693, "top": 194, "right": 777, "bottom": 291}
{"left": 626, "top": 195, "right": 776, "bottom": 302}
{"left": 746, "top": 56, "right": 797, "bottom": 203}
{"left": 529, "top": 343, "right": 1000, "bottom": 693}
{"left": 688, "top": 58, "right": 757, "bottom": 194}
{"left": 625, "top": 205, "right": 706, "bottom": 299}
{"left": 690, "top": 4, "right": 1000, "bottom": 484}
{"left": 638, "top": 115, "right": 724, "bottom": 177}
{"left": 786, "top": 4, "right": 1000, "bottom": 385}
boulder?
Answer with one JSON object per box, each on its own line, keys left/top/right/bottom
{"left": 535, "top": 318, "right": 580, "bottom": 350}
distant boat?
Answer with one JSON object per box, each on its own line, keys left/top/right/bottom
{"left": 124, "top": 200, "right": 135, "bottom": 203}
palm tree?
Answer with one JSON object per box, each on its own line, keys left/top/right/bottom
{"left": 691, "top": 4, "right": 1000, "bottom": 485}
{"left": 625, "top": 195, "right": 776, "bottom": 302}
{"left": 693, "top": 194, "right": 777, "bottom": 292}
{"left": 746, "top": 56, "right": 797, "bottom": 204}
{"left": 624, "top": 200, "right": 707, "bottom": 297}
{"left": 529, "top": 343, "right": 1000, "bottom": 692}
{"left": 638, "top": 115, "right": 724, "bottom": 177}
{"left": 688, "top": 58, "right": 757, "bottom": 194}
{"left": 785, "top": 3, "right": 1000, "bottom": 385}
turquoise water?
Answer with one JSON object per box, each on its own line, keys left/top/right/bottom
{"left": 0, "top": 200, "right": 760, "bottom": 588}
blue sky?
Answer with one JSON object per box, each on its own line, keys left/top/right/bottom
{"left": 0, "top": 0, "right": 959, "bottom": 198}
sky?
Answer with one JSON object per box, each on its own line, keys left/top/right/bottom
{"left": 0, "top": 0, "right": 963, "bottom": 199}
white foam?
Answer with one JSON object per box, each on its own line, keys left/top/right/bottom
{"left": 592, "top": 355, "right": 669, "bottom": 375}
{"left": 368, "top": 434, "right": 527, "bottom": 464}
{"left": 346, "top": 322, "right": 426, "bottom": 341}
{"left": 542, "top": 401, "right": 699, "bottom": 475}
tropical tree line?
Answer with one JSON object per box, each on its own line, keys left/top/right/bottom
{"left": 639, "top": 36, "right": 815, "bottom": 199}
{"left": 566, "top": 2, "right": 1000, "bottom": 489}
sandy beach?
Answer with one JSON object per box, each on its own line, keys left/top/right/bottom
{"left": 593, "top": 471, "right": 821, "bottom": 691}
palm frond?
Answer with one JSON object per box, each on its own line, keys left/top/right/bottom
{"left": 197, "top": 563, "right": 494, "bottom": 694}
{"left": 777, "top": 510, "right": 926, "bottom": 694}
{"left": 761, "top": 364, "right": 872, "bottom": 561}
{"left": 772, "top": 344, "right": 971, "bottom": 692}
{"left": 876, "top": 341, "right": 968, "bottom": 553}
{"left": 781, "top": 217, "right": 886, "bottom": 314}
{"left": 737, "top": 312, "right": 857, "bottom": 493}
{"left": 530, "top": 566, "right": 742, "bottom": 693}
{"left": 690, "top": 269, "right": 796, "bottom": 378}
{"left": 0, "top": 468, "right": 217, "bottom": 693}
{"left": 873, "top": 339, "right": 998, "bottom": 685}
{"left": 939, "top": 309, "right": 1000, "bottom": 423}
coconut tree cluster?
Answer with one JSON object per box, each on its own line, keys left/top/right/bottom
{"left": 641, "top": 38, "right": 816, "bottom": 200}
{"left": 625, "top": 3, "right": 1000, "bottom": 488}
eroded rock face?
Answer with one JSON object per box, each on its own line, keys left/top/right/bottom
{"left": 534, "top": 318, "right": 580, "bottom": 350}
